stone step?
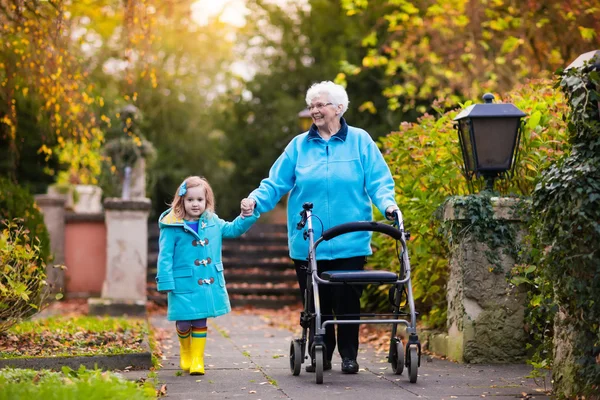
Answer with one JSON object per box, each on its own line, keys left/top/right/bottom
{"left": 227, "top": 286, "right": 298, "bottom": 296}
{"left": 147, "top": 267, "right": 297, "bottom": 283}
{"left": 147, "top": 288, "right": 301, "bottom": 309}
{"left": 228, "top": 295, "right": 301, "bottom": 309}
{"left": 148, "top": 223, "right": 288, "bottom": 238}
{"left": 148, "top": 238, "right": 289, "bottom": 253}
{"left": 147, "top": 253, "right": 293, "bottom": 270}
{"left": 148, "top": 282, "right": 298, "bottom": 295}
{"left": 222, "top": 246, "right": 289, "bottom": 258}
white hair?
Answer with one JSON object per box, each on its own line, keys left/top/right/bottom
{"left": 305, "top": 81, "right": 349, "bottom": 116}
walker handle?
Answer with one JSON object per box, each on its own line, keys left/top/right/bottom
{"left": 321, "top": 221, "right": 403, "bottom": 241}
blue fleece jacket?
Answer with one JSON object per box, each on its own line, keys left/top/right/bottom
{"left": 249, "top": 118, "right": 397, "bottom": 260}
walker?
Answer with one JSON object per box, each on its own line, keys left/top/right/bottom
{"left": 289, "top": 202, "right": 421, "bottom": 384}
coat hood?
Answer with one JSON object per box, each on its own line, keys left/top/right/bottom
{"left": 159, "top": 208, "right": 214, "bottom": 228}
{"left": 158, "top": 208, "right": 184, "bottom": 228}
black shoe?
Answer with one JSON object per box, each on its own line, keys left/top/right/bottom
{"left": 305, "top": 359, "right": 332, "bottom": 372}
{"left": 341, "top": 358, "right": 359, "bottom": 374}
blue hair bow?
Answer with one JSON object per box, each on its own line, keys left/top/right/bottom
{"left": 178, "top": 181, "right": 187, "bottom": 196}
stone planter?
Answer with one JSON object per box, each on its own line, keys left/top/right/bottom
{"left": 73, "top": 185, "right": 103, "bottom": 213}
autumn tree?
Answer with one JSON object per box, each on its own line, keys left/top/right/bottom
{"left": 340, "top": 0, "right": 600, "bottom": 113}
{"left": 0, "top": 0, "right": 155, "bottom": 189}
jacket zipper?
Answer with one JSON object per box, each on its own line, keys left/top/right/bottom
{"left": 325, "top": 143, "right": 331, "bottom": 258}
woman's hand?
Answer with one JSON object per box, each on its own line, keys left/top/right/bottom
{"left": 385, "top": 205, "right": 400, "bottom": 220}
{"left": 240, "top": 198, "right": 256, "bottom": 217}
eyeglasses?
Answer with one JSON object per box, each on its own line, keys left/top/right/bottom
{"left": 307, "top": 102, "right": 333, "bottom": 111}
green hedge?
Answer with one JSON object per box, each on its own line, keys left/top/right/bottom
{"left": 367, "top": 79, "right": 569, "bottom": 329}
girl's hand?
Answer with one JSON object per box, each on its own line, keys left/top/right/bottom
{"left": 240, "top": 198, "right": 256, "bottom": 217}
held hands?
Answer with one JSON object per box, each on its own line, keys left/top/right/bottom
{"left": 240, "top": 198, "right": 256, "bottom": 217}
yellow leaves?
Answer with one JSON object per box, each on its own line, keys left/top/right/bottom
{"left": 37, "top": 145, "right": 53, "bottom": 162}
{"left": 334, "top": 72, "right": 347, "bottom": 87}
{"left": 339, "top": 60, "right": 361, "bottom": 76}
{"left": 1, "top": 115, "right": 14, "bottom": 127}
{"left": 81, "top": 92, "right": 94, "bottom": 105}
{"left": 358, "top": 101, "right": 377, "bottom": 114}
{"left": 361, "top": 31, "right": 378, "bottom": 47}
{"left": 341, "top": 0, "right": 368, "bottom": 16}
{"left": 50, "top": 67, "right": 63, "bottom": 80}
{"left": 578, "top": 26, "right": 596, "bottom": 41}
{"left": 69, "top": 103, "right": 81, "bottom": 115}
{"left": 500, "top": 36, "right": 523, "bottom": 54}
{"left": 150, "top": 69, "right": 158, "bottom": 88}
{"left": 362, "top": 54, "right": 388, "bottom": 68}
{"left": 100, "top": 114, "right": 111, "bottom": 127}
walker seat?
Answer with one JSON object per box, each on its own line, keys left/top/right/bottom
{"left": 321, "top": 270, "right": 398, "bottom": 283}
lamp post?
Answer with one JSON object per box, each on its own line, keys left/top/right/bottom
{"left": 453, "top": 93, "right": 526, "bottom": 191}
{"left": 298, "top": 108, "right": 312, "bottom": 132}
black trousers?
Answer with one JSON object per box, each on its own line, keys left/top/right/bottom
{"left": 293, "top": 256, "right": 366, "bottom": 361}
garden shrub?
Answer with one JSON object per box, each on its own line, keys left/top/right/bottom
{"left": 0, "top": 220, "right": 52, "bottom": 333}
{"left": 0, "top": 177, "right": 55, "bottom": 332}
{"left": 0, "top": 176, "right": 50, "bottom": 263}
{"left": 368, "top": 78, "right": 569, "bottom": 329}
{"left": 529, "top": 61, "right": 600, "bottom": 397}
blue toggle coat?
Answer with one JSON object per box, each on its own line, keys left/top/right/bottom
{"left": 156, "top": 209, "right": 259, "bottom": 321}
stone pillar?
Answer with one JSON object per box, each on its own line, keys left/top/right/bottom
{"left": 442, "top": 196, "right": 528, "bottom": 363}
{"left": 34, "top": 194, "right": 66, "bottom": 293}
{"left": 88, "top": 198, "right": 151, "bottom": 316}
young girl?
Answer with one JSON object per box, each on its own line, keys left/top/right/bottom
{"left": 155, "top": 176, "right": 259, "bottom": 375}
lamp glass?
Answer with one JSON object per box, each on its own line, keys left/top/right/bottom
{"left": 471, "top": 118, "right": 520, "bottom": 171}
{"left": 458, "top": 120, "right": 475, "bottom": 173}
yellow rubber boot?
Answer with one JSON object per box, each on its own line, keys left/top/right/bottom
{"left": 190, "top": 327, "right": 207, "bottom": 375}
{"left": 177, "top": 328, "right": 191, "bottom": 371}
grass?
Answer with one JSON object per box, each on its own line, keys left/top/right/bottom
{"left": 0, "top": 366, "right": 156, "bottom": 400}
{"left": 0, "top": 316, "right": 149, "bottom": 359}
{"left": 9, "top": 315, "right": 146, "bottom": 334}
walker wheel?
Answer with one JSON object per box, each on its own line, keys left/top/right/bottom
{"left": 314, "top": 345, "right": 324, "bottom": 384}
{"left": 390, "top": 338, "right": 404, "bottom": 375}
{"left": 290, "top": 340, "right": 302, "bottom": 376}
{"left": 407, "top": 344, "right": 419, "bottom": 383}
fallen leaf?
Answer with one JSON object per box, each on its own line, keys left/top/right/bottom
{"left": 157, "top": 384, "right": 167, "bottom": 397}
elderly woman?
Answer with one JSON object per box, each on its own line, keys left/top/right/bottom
{"left": 241, "top": 81, "right": 399, "bottom": 374}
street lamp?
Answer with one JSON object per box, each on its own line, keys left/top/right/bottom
{"left": 453, "top": 93, "right": 526, "bottom": 191}
{"left": 298, "top": 108, "right": 312, "bottom": 132}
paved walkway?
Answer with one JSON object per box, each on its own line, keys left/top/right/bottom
{"left": 143, "top": 312, "right": 551, "bottom": 400}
